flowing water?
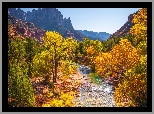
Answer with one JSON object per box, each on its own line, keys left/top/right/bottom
{"left": 72, "top": 64, "right": 117, "bottom": 107}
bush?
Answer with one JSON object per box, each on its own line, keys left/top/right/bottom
{"left": 42, "top": 91, "right": 75, "bottom": 107}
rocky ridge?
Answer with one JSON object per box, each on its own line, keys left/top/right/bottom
{"left": 107, "top": 11, "right": 139, "bottom": 40}
{"left": 8, "top": 8, "right": 86, "bottom": 41}
{"left": 8, "top": 14, "right": 45, "bottom": 42}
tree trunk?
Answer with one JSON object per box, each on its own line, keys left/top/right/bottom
{"left": 52, "top": 43, "right": 59, "bottom": 95}
{"left": 53, "top": 59, "right": 57, "bottom": 83}
{"left": 53, "top": 43, "right": 57, "bottom": 83}
{"left": 52, "top": 67, "right": 55, "bottom": 93}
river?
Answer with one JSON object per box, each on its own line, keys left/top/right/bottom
{"left": 72, "top": 64, "right": 117, "bottom": 107}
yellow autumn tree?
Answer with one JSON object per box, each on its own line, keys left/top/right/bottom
{"left": 130, "top": 8, "right": 147, "bottom": 45}
{"left": 95, "top": 39, "right": 140, "bottom": 79}
{"left": 33, "top": 31, "right": 80, "bottom": 107}
{"left": 42, "top": 91, "right": 75, "bottom": 107}
{"left": 110, "top": 39, "right": 140, "bottom": 73}
{"left": 95, "top": 52, "right": 112, "bottom": 78}
{"left": 86, "top": 45, "right": 94, "bottom": 55}
{"left": 114, "top": 8, "right": 147, "bottom": 107}
{"left": 114, "top": 55, "right": 147, "bottom": 107}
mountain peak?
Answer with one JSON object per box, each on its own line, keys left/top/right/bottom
{"left": 8, "top": 8, "right": 86, "bottom": 41}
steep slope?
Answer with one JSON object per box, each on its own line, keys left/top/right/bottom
{"left": 8, "top": 13, "right": 45, "bottom": 42}
{"left": 107, "top": 11, "right": 139, "bottom": 40}
{"left": 8, "top": 8, "right": 86, "bottom": 41}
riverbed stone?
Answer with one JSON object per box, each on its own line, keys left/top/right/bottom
{"left": 73, "top": 64, "right": 117, "bottom": 107}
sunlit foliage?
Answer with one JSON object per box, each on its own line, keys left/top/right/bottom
{"left": 95, "top": 39, "right": 140, "bottom": 79}
{"left": 130, "top": 8, "right": 147, "bottom": 45}
{"left": 114, "top": 8, "right": 147, "bottom": 107}
{"left": 114, "top": 55, "right": 147, "bottom": 107}
{"left": 42, "top": 91, "right": 75, "bottom": 107}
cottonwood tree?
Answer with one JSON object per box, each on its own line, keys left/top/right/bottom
{"left": 34, "top": 31, "right": 78, "bottom": 94}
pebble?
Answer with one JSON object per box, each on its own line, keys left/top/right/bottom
{"left": 73, "top": 64, "right": 117, "bottom": 107}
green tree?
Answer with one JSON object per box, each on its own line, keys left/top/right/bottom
{"left": 8, "top": 36, "right": 35, "bottom": 107}
{"left": 104, "top": 38, "right": 115, "bottom": 52}
{"left": 8, "top": 62, "right": 35, "bottom": 107}
{"left": 24, "top": 37, "right": 38, "bottom": 78}
{"left": 123, "top": 34, "right": 135, "bottom": 47}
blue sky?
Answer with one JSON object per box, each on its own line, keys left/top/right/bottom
{"left": 19, "top": 8, "right": 141, "bottom": 34}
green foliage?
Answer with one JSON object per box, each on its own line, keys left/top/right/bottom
{"left": 87, "top": 73, "right": 102, "bottom": 84}
{"left": 136, "top": 40, "right": 147, "bottom": 55}
{"left": 104, "top": 38, "right": 115, "bottom": 52}
{"left": 76, "top": 38, "right": 103, "bottom": 68}
{"left": 123, "top": 34, "right": 135, "bottom": 46}
{"left": 24, "top": 37, "right": 38, "bottom": 61}
{"left": 32, "top": 50, "right": 53, "bottom": 77}
{"left": 24, "top": 37, "right": 39, "bottom": 77}
{"left": 8, "top": 36, "right": 35, "bottom": 107}
{"left": 134, "top": 54, "right": 147, "bottom": 75}
{"left": 8, "top": 63, "right": 35, "bottom": 107}
{"left": 59, "top": 60, "right": 78, "bottom": 81}
{"left": 8, "top": 37, "right": 26, "bottom": 63}
{"left": 113, "top": 36, "right": 121, "bottom": 44}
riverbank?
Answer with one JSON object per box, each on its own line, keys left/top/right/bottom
{"left": 30, "top": 63, "right": 118, "bottom": 107}
{"left": 72, "top": 64, "right": 117, "bottom": 107}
